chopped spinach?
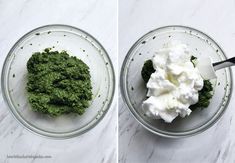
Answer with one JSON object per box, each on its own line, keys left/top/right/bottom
{"left": 189, "top": 80, "right": 213, "bottom": 110}
{"left": 141, "top": 60, "right": 155, "bottom": 83}
{"left": 26, "top": 48, "right": 92, "bottom": 116}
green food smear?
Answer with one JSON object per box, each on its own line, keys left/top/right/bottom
{"left": 141, "top": 57, "right": 213, "bottom": 110}
{"left": 26, "top": 48, "right": 92, "bottom": 116}
{"left": 190, "top": 55, "right": 197, "bottom": 66}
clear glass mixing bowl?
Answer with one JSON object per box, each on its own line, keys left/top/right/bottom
{"left": 1, "top": 25, "right": 115, "bottom": 139}
{"left": 120, "top": 26, "right": 233, "bottom": 138}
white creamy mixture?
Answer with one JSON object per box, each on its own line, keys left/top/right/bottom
{"left": 142, "top": 41, "right": 204, "bottom": 123}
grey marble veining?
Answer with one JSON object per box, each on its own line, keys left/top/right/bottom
{"left": 0, "top": 0, "right": 117, "bottom": 163}
{"left": 119, "top": 0, "right": 235, "bottom": 163}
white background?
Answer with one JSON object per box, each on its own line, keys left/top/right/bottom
{"left": 119, "top": 0, "right": 235, "bottom": 163}
{"left": 0, "top": 0, "right": 117, "bottom": 163}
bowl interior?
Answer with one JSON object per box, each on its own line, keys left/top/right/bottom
{"left": 2, "top": 25, "right": 115, "bottom": 137}
{"left": 121, "top": 26, "right": 232, "bottom": 137}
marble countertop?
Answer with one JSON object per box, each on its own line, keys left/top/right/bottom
{"left": 0, "top": 0, "right": 117, "bottom": 163}
{"left": 119, "top": 0, "right": 235, "bottom": 163}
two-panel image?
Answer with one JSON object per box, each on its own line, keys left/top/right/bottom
{"left": 0, "top": 0, "right": 234, "bottom": 163}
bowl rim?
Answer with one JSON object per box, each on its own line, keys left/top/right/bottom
{"left": 1, "top": 24, "right": 116, "bottom": 139}
{"left": 120, "top": 25, "right": 233, "bottom": 138}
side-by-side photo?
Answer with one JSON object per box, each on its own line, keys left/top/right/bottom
{"left": 1, "top": 0, "right": 235, "bottom": 163}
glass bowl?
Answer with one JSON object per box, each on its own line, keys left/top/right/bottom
{"left": 120, "top": 26, "right": 233, "bottom": 138}
{"left": 1, "top": 24, "right": 115, "bottom": 139}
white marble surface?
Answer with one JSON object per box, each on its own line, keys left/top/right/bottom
{"left": 0, "top": 0, "right": 117, "bottom": 163}
{"left": 119, "top": 0, "right": 235, "bottom": 163}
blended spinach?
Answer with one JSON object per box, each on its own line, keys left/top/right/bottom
{"left": 141, "top": 57, "right": 213, "bottom": 110}
{"left": 26, "top": 48, "right": 92, "bottom": 116}
{"left": 189, "top": 56, "right": 213, "bottom": 110}
{"left": 189, "top": 80, "right": 213, "bottom": 110}
{"left": 141, "top": 60, "right": 155, "bottom": 83}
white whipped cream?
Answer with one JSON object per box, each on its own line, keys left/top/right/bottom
{"left": 142, "top": 41, "right": 204, "bottom": 123}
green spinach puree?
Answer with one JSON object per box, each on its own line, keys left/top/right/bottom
{"left": 26, "top": 48, "right": 92, "bottom": 116}
{"left": 141, "top": 56, "right": 213, "bottom": 110}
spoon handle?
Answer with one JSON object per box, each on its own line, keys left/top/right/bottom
{"left": 212, "top": 57, "right": 235, "bottom": 71}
